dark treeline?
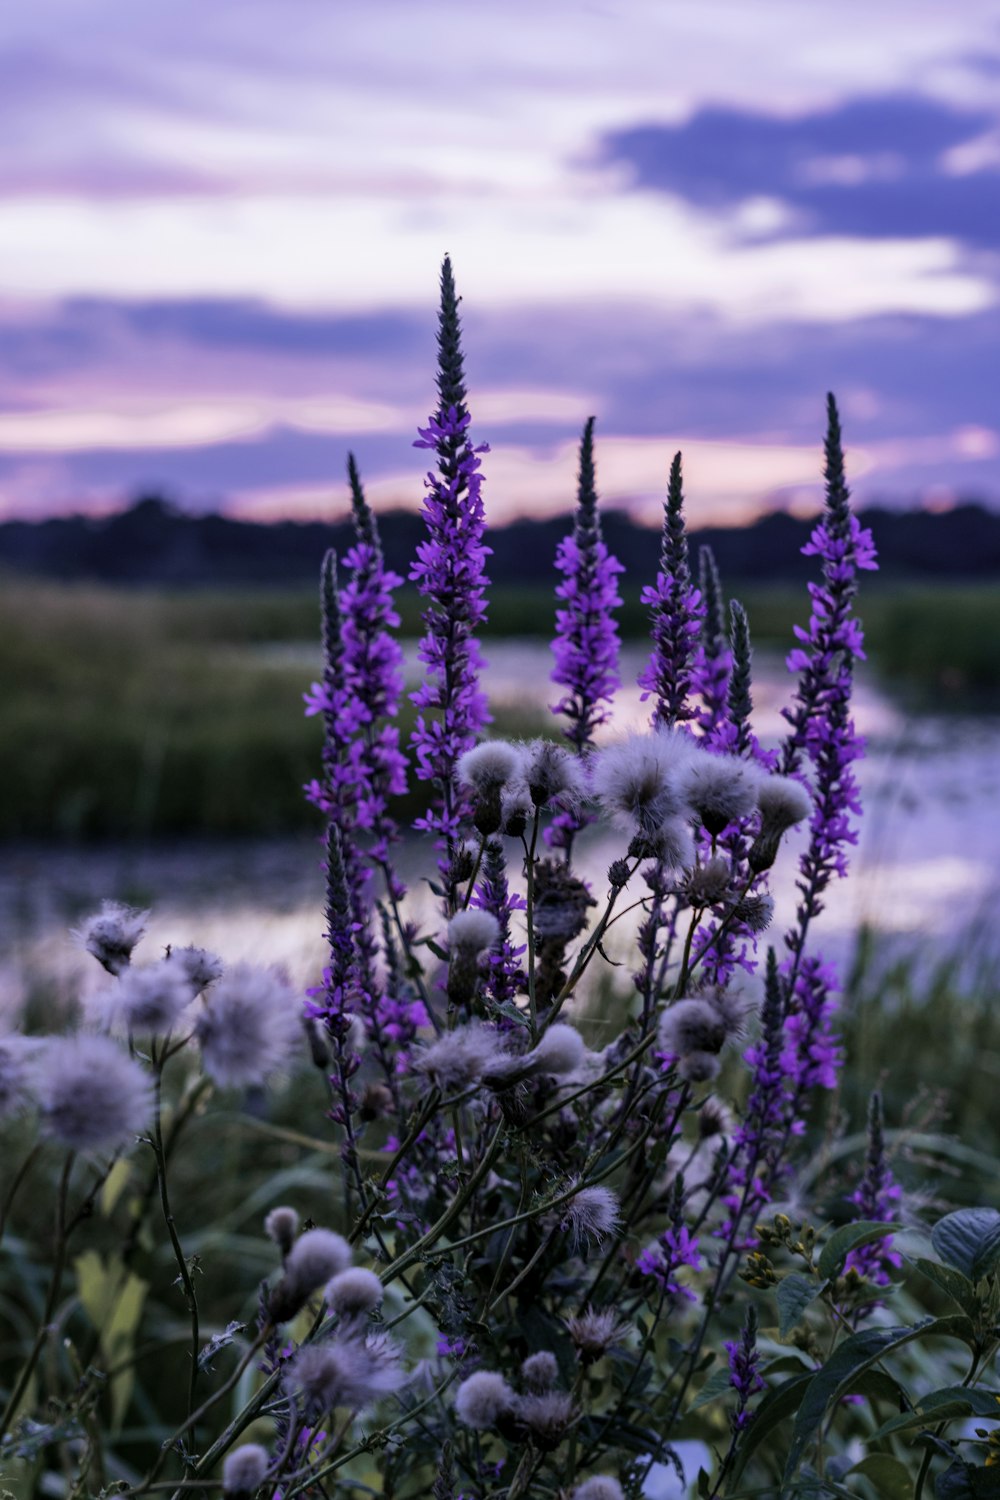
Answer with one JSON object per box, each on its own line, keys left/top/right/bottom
{"left": 4, "top": 493, "right": 1000, "bottom": 586}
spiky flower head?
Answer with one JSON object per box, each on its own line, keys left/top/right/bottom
{"left": 167, "top": 945, "right": 224, "bottom": 991}
{"left": 454, "top": 1370, "right": 516, "bottom": 1430}
{"left": 192, "top": 964, "right": 301, "bottom": 1089}
{"left": 519, "top": 1391, "right": 576, "bottom": 1451}
{"left": 658, "top": 999, "right": 727, "bottom": 1059}
{"left": 35, "top": 1033, "right": 153, "bottom": 1152}
{"left": 73, "top": 900, "right": 149, "bottom": 976}
{"left": 562, "top": 1185, "right": 620, "bottom": 1249}
{"left": 326, "top": 1267, "right": 384, "bottom": 1317}
{"left": 686, "top": 856, "right": 732, "bottom": 907}
{"left": 566, "top": 1308, "right": 629, "bottom": 1364}
{"left": 532, "top": 858, "right": 596, "bottom": 943}
{"left": 222, "top": 1444, "right": 270, "bottom": 1497}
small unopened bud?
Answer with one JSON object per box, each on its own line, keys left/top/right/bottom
{"left": 734, "top": 893, "right": 774, "bottom": 934}
{"left": 264, "top": 1206, "right": 299, "bottom": 1258}
{"left": 607, "top": 859, "right": 630, "bottom": 890}
{"left": 222, "top": 1443, "right": 270, "bottom": 1497}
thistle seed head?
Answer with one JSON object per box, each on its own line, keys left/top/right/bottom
{"left": 73, "top": 901, "right": 149, "bottom": 976}
{"left": 454, "top": 1370, "right": 516, "bottom": 1430}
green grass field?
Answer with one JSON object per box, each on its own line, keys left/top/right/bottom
{"left": 2, "top": 576, "right": 998, "bottom": 838}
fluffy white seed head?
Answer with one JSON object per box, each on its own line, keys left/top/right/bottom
{"left": 500, "top": 784, "right": 533, "bottom": 836}
{"left": 678, "top": 1050, "right": 722, "bottom": 1084}
{"left": 758, "top": 774, "right": 813, "bottom": 833}
{"left": 447, "top": 909, "right": 501, "bottom": 955}
{"left": 592, "top": 730, "right": 698, "bottom": 833}
{"left": 678, "top": 754, "right": 762, "bottom": 835}
{"left": 264, "top": 1205, "right": 300, "bottom": 1255}
{"left": 326, "top": 1267, "right": 384, "bottom": 1317}
{"left": 167, "top": 945, "right": 225, "bottom": 991}
{"left": 566, "top": 1308, "right": 629, "bottom": 1362}
{"left": 193, "top": 964, "right": 301, "bottom": 1089}
{"left": 35, "top": 1033, "right": 153, "bottom": 1152}
{"left": 284, "top": 1336, "right": 403, "bottom": 1412}
{"left": 73, "top": 901, "right": 149, "bottom": 976}
{"left": 521, "top": 1350, "right": 559, "bottom": 1392}
{"left": 456, "top": 740, "right": 523, "bottom": 792}
{"left": 632, "top": 816, "right": 696, "bottom": 871}
{"left": 574, "top": 1478, "right": 625, "bottom": 1500}
{"left": 222, "top": 1443, "right": 270, "bottom": 1496}
{"left": 415, "top": 1024, "right": 510, "bottom": 1093}
{"left": 529, "top": 1024, "right": 587, "bottom": 1077}
{"left": 522, "top": 739, "right": 586, "bottom": 807}
{"left": 454, "top": 1370, "right": 515, "bottom": 1430}
{"left": 519, "top": 1391, "right": 576, "bottom": 1448}
{"left": 113, "top": 960, "right": 195, "bottom": 1036}
{"left": 658, "top": 1000, "right": 728, "bottom": 1059}
{"left": 269, "top": 1228, "right": 352, "bottom": 1322}
{"left": 562, "top": 1186, "right": 620, "bottom": 1249}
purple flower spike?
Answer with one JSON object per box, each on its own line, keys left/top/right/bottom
{"left": 691, "top": 544, "right": 732, "bottom": 741}
{"left": 409, "top": 257, "right": 491, "bottom": 889}
{"left": 548, "top": 417, "right": 623, "bottom": 851}
{"left": 725, "top": 1305, "right": 764, "bottom": 1432}
{"left": 638, "top": 452, "right": 704, "bottom": 730}
{"left": 844, "top": 1090, "right": 902, "bottom": 1288}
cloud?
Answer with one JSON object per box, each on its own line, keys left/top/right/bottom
{"left": 600, "top": 93, "right": 1000, "bottom": 248}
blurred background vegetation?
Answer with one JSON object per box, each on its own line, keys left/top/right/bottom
{"left": 3, "top": 573, "right": 1000, "bottom": 840}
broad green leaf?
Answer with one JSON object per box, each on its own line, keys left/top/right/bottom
{"left": 776, "top": 1273, "right": 825, "bottom": 1337}
{"left": 727, "top": 1372, "right": 813, "bottom": 1488}
{"left": 688, "top": 1365, "right": 735, "bottom": 1413}
{"left": 74, "top": 1250, "right": 148, "bottom": 1431}
{"left": 872, "top": 1386, "right": 1000, "bottom": 1440}
{"left": 783, "top": 1316, "right": 976, "bottom": 1483}
{"left": 848, "top": 1454, "right": 912, "bottom": 1500}
{"left": 932, "top": 1209, "right": 1000, "bottom": 1280}
{"left": 912, "top": 1258, "right": 981, "bottom": 1319}
{"left": 100, "top": 1158, "right": 133, "bottom": 1217}
{"left": 817, "top": 1220, "right": 896, "bottom": 1281}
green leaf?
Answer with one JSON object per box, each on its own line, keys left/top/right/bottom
{"left": 848, "top": 1454, "right": 912, "bottom": 1500}
{"left": 932, "top": 1209, "right": 1000, "bottom": 1280}
{"left": 912, "top": 1258, "right": 981, "bottom": 1319}
{"left": 688, "top": 1365, "right": 735, "bottom": 1413}
{"left": 727, "top": 1372, "right": 813, "bottom": 1488}
{"left": 871, "top": 1386, "right": 1000, "bottom": 1440}
{"left": 74, "top": 1250, "right": 148, "bottom": 1431}
{"left": 783, "top": 1316, "right": 976, "bottom": 1483}
{"left": 817, "top": 1220, "right": 896, "bottom": 1281}
{"left": 776, "top": 1273, "right": 825, "bottom": 1337}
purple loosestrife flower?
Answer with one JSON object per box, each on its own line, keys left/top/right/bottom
{"left": 342, "top": 455, "right": 408, "bottom": 896}
{"left": 691, "top": 545, "right": 732, "bottom": 741}
{"left": 725, "top": 1305, "right": 764, "bottom": 1432}
{"left": 780, "top": 396, "right": 877, "bottom": 982}
{"left": 548, "top": 417, "right": 623, "bottom": 850}
{"left": 470, "top": 838, "right": 527, "bottom": 1018}
{"left": 637, "top": 1221, "right": 704, "bottom": 1301}
{"left": 638, "top": 452, "right": 703, "bottom": 730}
{"left": 410, "top": 257, "right": 491, "bottom": 886}
{"left": 844, "top": 1090, "right": 902, "bottom": 1287}
{"left": 726, "top": 950, "right": 787, "bottom": 1231}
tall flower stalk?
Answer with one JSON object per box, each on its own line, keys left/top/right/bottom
{"left": 638, "top": 452, "right": 703, "bottom": 730}
{"left": 410, "top": 256, "right": 491, "bottom": 898}
{"left": 548, "top": 417, "right": 623, "bottom": 854}
{"left": 692, "top": 545, "right": 732, "bottom": 742}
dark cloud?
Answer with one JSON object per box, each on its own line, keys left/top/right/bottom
{"left": 600, "top": 94, "right": 1000, "bottom": 248}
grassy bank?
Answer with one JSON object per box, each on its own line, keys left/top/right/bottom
{"left": 2, "top": 577, "right": 998, "bottom": 838}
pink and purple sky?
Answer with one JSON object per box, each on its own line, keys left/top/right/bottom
{"left": 2, "top": 0, "right": 1000, "bottom": 528}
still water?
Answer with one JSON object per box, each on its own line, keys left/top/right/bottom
{"left": 4, "top": 642, "right": 999, "bottom": 1015}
